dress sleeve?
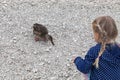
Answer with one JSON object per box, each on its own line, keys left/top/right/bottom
{"left": 74, "top": 47, "right": 97, "bottom": 74}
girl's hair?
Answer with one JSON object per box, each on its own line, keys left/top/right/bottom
{"left": 92, "top": 16, "right": 118, "bottom": 68}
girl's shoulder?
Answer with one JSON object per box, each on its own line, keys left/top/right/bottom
{"left": 112, "top": 42, "right": 120, "bottom": 48}
{"left": 87, "top": 43, "right": 101, "bottom": 56}
{"left": 90, "top": 43, "right": 101, "bottom": 50}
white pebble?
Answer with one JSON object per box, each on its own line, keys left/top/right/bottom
{"left": 50, "top": 76, "right": 58, "bottom": 80}
{"left": 32, "top": 68, "right": 38, "bottom": 73}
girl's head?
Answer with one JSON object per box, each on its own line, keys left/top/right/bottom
{"left": 92, "top": 16, "right": 118, "bottom": 68}
{"left": 92, "top": 16, "right": 118, "bottom": 43}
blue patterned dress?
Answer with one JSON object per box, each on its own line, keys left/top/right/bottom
{"left": 74, "top": 43, "right": 120, "bottom": 80}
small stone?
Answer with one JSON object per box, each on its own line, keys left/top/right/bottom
{"left": 26, "top": 68, "right": 32, "bottom": 72}
{"left": 11, "top": 56, "right": 15, "bottom": 59}
{"left": 34, "top": 77, "right": 41, "bottom": 80}
{"left": 13, "top": 40, "right": 17, "bottom": 43}
{"left": 45, "top": 48, "right": 50, "bottom": 52}
{"left": 33, "top": 51, "right": 37, "bottom": 55}
{"left": 13, "top": 36, "right": 17, "bottom": 40}
{"left": 66, "top": 63, "right": 70, "bottom": 67}
{"left": 24, "top": 32, "right": 28, "bottom": 36}
{"left": 73, "top": 38, "right": 77, "bottom": 42}
{"left": 50, "top": 76, "right": 58, "bottom": 80}
{"left": 10, "top": 40, "right": 13, "bottom": 43}
{"left": 39, "top": 62, "right": 45, "bottom": 66}
{"left": 11, "top": 37, "right": 17, "bottom": 43}
{"left": 47, "top": 60, "right": 51, "bottom": 64}
{"left": 32, "top": 68, "right": 38, "bottom": 73}
{"left": 25, "top": 33, "right": 27, "bottom": 36}
{"left": 66, "top": 58, "right": 70, "bottom": 61}
{"left": 21, "top": 31, "right": 24, "bottom": 34}
{"left": 45, "top": 47, "right": 52, "bottom": 52}
{"left": 75, "top": 26, "right": 78, "bottom": 28}
{"left": 56, "top": 55, "right": 59, "bottom": 58}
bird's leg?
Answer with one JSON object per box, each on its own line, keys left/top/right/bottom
{"left": 34, "top": 35, "right": 40, "bottom": 41}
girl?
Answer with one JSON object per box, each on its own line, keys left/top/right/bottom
{"left": 73, "top": 16, "right": 120, "bottom": 80}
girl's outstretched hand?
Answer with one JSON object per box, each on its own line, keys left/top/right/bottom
{"left": 72, "top": 56, "right": 77, "bottom": 63}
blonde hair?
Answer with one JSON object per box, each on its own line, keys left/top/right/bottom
{"left": 92, "top": 16, "right": 118, "bottom": 68}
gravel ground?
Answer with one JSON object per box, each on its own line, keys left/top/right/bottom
{"left": 0, "top": 0, "right": 120, "bottom": 80}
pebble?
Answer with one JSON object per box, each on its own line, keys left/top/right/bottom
{"left": 45, "top": 48, "right": 50, "bottom": 52}
{"left": 33, "top": 51, "right": 37, "bottom": 55}
{"left": 45, "top": 46, "right": 52, "bottom": 52}
{"left": 66, "top": 63, "right": 70, "bottom": 67}
{"left": 73, "top": 38, "right": 77, "bottom": 42}
{"left": 24, "top": 32, "right": 28, "bottom": 36}
{"left": 39, "top": 62, "right": 45, "bottom": 66}
{"left": 13, "top": 40, "right": 17, "bottom": 43}
{"left": 32, "top": 68, "right": 38, "bottom": 73}
{"left": 50, "top": 76, "right": 58, "bottom": 80}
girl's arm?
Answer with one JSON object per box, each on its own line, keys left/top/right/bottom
{"left": 74, "top": 47, "right": 98, "bottom": 74}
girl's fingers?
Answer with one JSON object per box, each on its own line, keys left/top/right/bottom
{"left": 72, "top": 56, "right": 77, "bottom": 63}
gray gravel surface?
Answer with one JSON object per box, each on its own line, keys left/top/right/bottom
{"left": 0, "top": 0, "right": 120, "bottom": 80}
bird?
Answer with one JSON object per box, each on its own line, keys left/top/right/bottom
{"left": 33, "top": 23, "right": 54, "bottom": 45}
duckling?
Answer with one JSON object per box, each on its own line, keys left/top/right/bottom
{"left": 33, "top": 23, "right": 54, "bottom": 45}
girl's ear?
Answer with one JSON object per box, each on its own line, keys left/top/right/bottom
{"left": 94, "top": 32, "right": 99, "bottom": 42}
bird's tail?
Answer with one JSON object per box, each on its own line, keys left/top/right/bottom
{"left": 48, "top": 35, "right": 55, "bottom": 45}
